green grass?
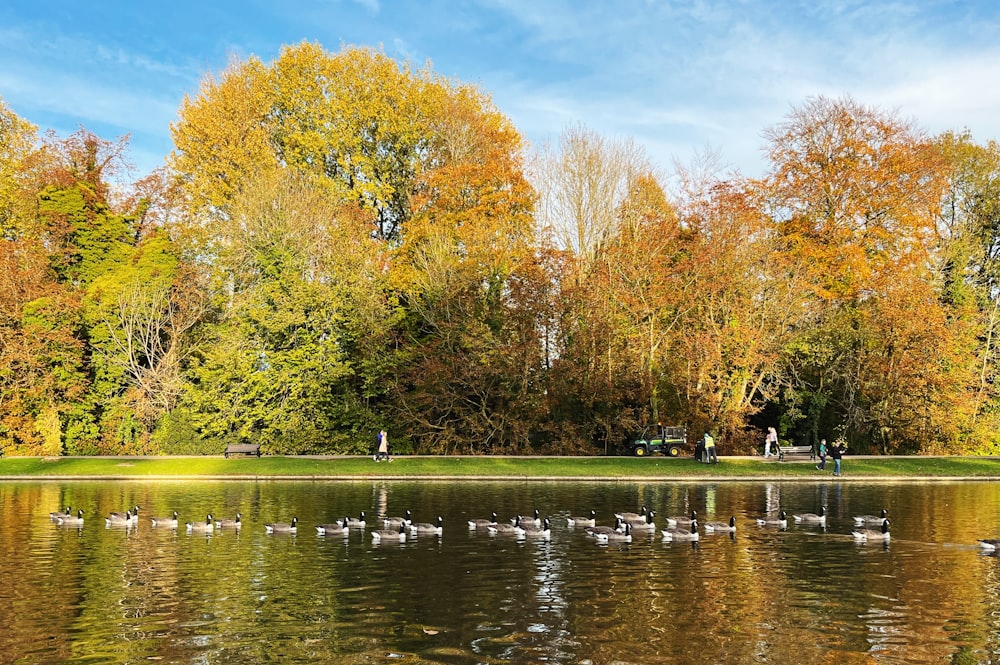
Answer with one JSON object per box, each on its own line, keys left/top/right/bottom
{"left": 0, "top": 455, "right": 997, "bottom": 479}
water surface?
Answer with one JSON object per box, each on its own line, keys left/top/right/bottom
{"left": 2, "top": 479, "right": 1000, "bottom": 664}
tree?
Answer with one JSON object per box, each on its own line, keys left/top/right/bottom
{"left": 88, "top": 231, "right": 208, "bottom": 430}
{"left": 180, "top": 170, "right": 379, "bottom": 452}
{"left": 387, "top": 79, "right": 540, "bottom": 453}
{"left": 170, "top": 42, "right": 540, "bottom": 453}
{"left": 657, "top": 178, "right": 806, "bottom": 450}
{"left": 171, "top": 42, "right": 448, "bottom": 243}
{"left": 530, "top": 126, "right": 661, "bottom": 451}
{"left": 0, "top": 96, "right": 38, "bottom": 239}
{"left": 933, "top": 131, "right": 1000, "bottom": 452}
{"left": 169, "top": 55, "right": 276, "bottom": 213}
{"left": 548, "top": 172, "right": 686, "bottom": 452}
{"left": 763, "top": 96, "right": 960, "bottom": 452}
{"left": 533, "top": 124, "right": 653, "bottom": 267}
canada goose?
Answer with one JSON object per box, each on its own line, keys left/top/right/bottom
{"left": 852, "top": 518, "right": 890, "bottom": 542}
{"left": 57, "top": 509, "right": 85, "bottom": 526}
{"left": 625, "top": 511, "right": 657, "bottom": 531}
{"left": 512, "top": 509, "right": 541, "bottom": 527}
{"left": 409, "top": 516, "right": 444, "bottom": 536}
{"left": 488, "top": 516, "right": 526, "bottom": 537}
{"left": 521, "top": 517, "right": 552, "bottom": 539}
{"left": 106, "top": 509, "right": 133, "bottom": 527}
{"left": 853, "top": 508, "right": 889, "bottom": 525}
{"left": 215, "top": 513, "right": 242, "bottom": 529}
{"left": 186, "top": 514, "right": 215, "bottom": 533}
{"left": 662, "top": 519, "right": 700, "bottom": 541}
{"left": 615, "top": 505, "right": 648, "bottom": 522}
{"left": 704, "top": 516, "right": 737, "bottom": 533}
{"left": 979, "top": 539, "right": 1000, "bottom": 551}
{"left": 150, "top": 511, "right": 179, "bottom": 528}
{"left": 567, "top": 510, "right": 596, "bottom": 527}
{"left": 50, "top": 506, "right": 72, "bottom": 520}
{"left": 339, "top": 512, "right": 366, "bottom": 529}
{"left": 108, "top": 505, "right": 140, "bottom": 526}
{"left": 264, "top": 517, "right": 297, "bottom": 534}
{"left": 316, "top": 519, "right": 350, "bottom": 536}
{"left": 665, "top": 510, "right": 697, "bottom": 527}
{"left": 595, "top": 523, "right": 632, "bottom": 543}
{"left": 755, "top": 511, "right": 788, "bottom": 528}
{"left": 468, "top": 512, "right": 499, "bottom": 529}
{"left": 383, "top": 510, "right": 413, "bottom": 529}
{"left": 371, "top": 523, "right": 408, "bottom": 542}
{"left": 793, "top": 506, "right": 827, "bottom": 525}
{"left": 585, "top": 517, "right": 625, "bottom": 538}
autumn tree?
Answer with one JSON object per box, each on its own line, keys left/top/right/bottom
{"left": 0, "top": 97, "right": 38, "bottom": 238}
{"left": 169, "top": 55, "right": 276, "bottom": 213}
{"left": 0, "top": 123, "right": 139, "bottom": 454}
{"left": 0, "top": 105, "right": 86, "bottom": 455}
{"left": 532, "top": 127, "right": 663, "bottom": 451}
{"left": 763, "top": 96, "right": 963, "bottom": 452}
{"left": 171, "top": 42, "right": 443, "bottom": 242}
{"left": 173, "top": 169, "right": 380, "bottom": 453}
{"left": 932, "top": 131, "right": 1000, "bottom": 452}
{"left": 384, "top": 75, "right": 541, "bottom": 453}
{"left": 533, "top": 124, "right": 653, "bottom": 268}
{"left": 169, "top": 42, "right": 541, "bottom": 453}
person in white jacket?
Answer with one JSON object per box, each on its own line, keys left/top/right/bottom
{"left": 765, "top": 427, "right": 778, "bottom": 458}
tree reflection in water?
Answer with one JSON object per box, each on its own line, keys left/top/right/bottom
{"left": 0, "top": 479, "right": 997, "bottom": 664}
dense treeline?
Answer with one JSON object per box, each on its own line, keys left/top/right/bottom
{"left": 2, "top": 42, "right": 1000, "bottom": 456}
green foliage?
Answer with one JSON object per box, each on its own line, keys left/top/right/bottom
{"left": 38, "top": 184, "right": 135, "bottom": 287}
{"left": 152, "top": 407, "right": 215, "bottom": 454}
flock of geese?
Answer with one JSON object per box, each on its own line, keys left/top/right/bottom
{"left": 47, "top": 503, "right": 898, "bottom": 545}
{"left": 561, "top": 505, "right": 893, "bottom": 544}
{"left": 48, "top": 503, "right": 1000, "bottom": 550}
{"left": 46, "top": 506, "right": 446, "bottom": 542}
{"left": 49, "top": 506, "right": 246, "bottom": 533}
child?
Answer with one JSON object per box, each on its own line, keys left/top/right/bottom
{"left": 816, "top": 439, "right": 827, "bottom": 470}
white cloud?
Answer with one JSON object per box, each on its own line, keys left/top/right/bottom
{"left": 3, "top": 0, "right": 1000, "bottom": 182}
{"left": 0, "top": 66, "right": 179, "bottom": 138}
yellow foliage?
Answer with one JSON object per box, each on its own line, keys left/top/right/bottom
{"left": 0, "top": 96, "right": 39, "bottom": 237}
{"left": 170, "top": 55, "right": 277, "bottom": 211}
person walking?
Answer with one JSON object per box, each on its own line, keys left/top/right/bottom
{"left": 765, "top": 427, "right": 778, "bottom": 458}
{"left": 816, "top": 438, "right": 828, "bottom": 470}
{"left": 829, "top": 439, "right": 846, "bottom": 476}
{"left": 376, "top": 430, "right": 390, "bottom": 462}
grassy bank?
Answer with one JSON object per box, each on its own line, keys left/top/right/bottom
{"left": 0, "top": 455, "right": 997, "bottom": 479}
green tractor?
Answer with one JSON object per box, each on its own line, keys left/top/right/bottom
{"left": 627, "top": 424, "right": 688, "bottom": 457}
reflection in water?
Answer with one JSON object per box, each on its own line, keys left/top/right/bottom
{"left": 1, "top": 479, "right": 1000, "bottom": 663}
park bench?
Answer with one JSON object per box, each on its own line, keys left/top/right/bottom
{"left": 777, "top": 444, "right": 815, "bottom": 462}
{"left": 224, "top": 443, "right": 261, "bottom": 458}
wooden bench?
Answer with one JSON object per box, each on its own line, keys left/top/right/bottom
{"left": 224, "top": 443, "right": 261, "bottom": 458}
{"left": 777, "top": 444, "right": 815, "bottom": 462}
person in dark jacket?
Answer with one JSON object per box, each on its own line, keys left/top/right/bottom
{"left": 829, "top": 440, "right": 846, "bottom": 476}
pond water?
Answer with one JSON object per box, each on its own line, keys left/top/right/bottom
{"left": 2, "top": 478, "right": 1000, "bottom": 664}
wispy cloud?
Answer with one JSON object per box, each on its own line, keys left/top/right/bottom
{"left": 2, "top": 0, "right": 999, "bottom": 179}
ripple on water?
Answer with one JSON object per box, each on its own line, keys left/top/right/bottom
{"left": 2, "top": 480, "right": 1000, "bottom": 664}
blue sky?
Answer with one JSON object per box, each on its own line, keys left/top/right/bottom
{"left": 2, "top": 1, "right": 999, "bottom": 180}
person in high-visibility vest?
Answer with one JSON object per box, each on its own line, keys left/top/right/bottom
{"left": 703, "top": 432, "right": 718, "bottom": 464}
